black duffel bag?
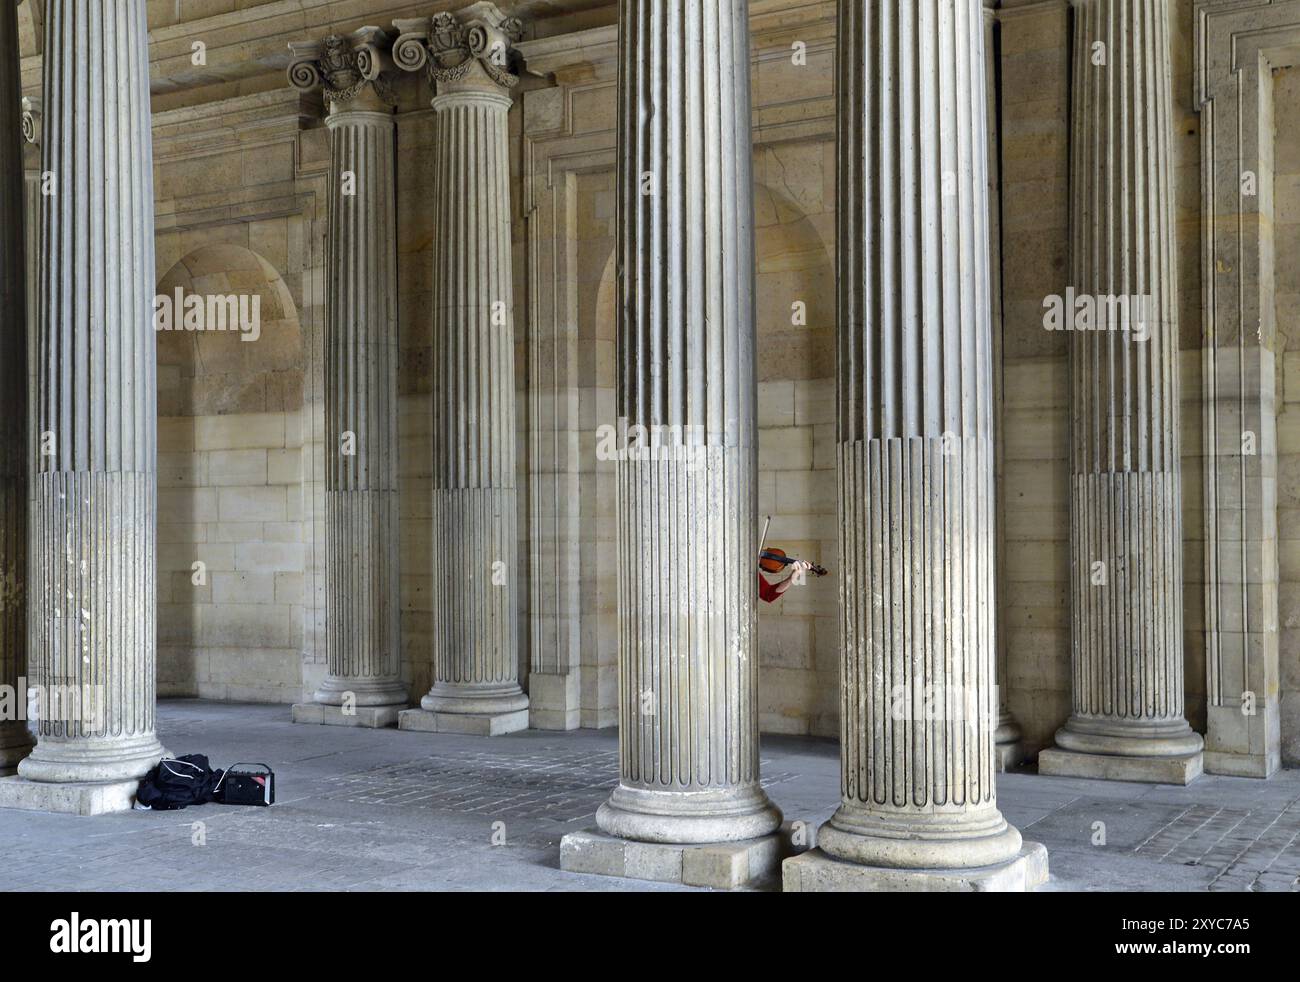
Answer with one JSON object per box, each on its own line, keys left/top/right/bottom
{"left": 136, "top": 754, "right": 225, "bottom": 811}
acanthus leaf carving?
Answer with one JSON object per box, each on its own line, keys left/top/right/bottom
{"left": 393, "top": 4, "right": 524, "bottom": 92}
{"left": 287, "top": 27, "right": 398, "bottom": 110}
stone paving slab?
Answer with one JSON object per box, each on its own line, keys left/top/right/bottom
{"left": 0, "top": 701, "right": 1295, "bottom": 892}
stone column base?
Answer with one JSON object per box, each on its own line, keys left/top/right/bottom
{"left": 0, "top": 776, "right": 138, "bottom": 816}
{"left": 560, "top": 828, "right": 790, "bottom": 890}
{"left": 0, "top": 725, "right": 34, "bottom": 777}
{"left": 291, "top": 703, "right": 402, "bottom": 729}
{"left": 398, "top": 707, "right": 529, "bottom": 737}
{"left": 995, "top": 740, "right": 1025, "bottom": 772}
{"left": 782, "top": 842, "right": 1049, "bottom": 892}
{"left": 1204, "top": 750, "right": 1280, "bottom": 779}
{"left": 1037, "top": 748, "right": 1203, "bottom": 785}
{"left": 528, "top": 672, "right": 580, "bottom": 731}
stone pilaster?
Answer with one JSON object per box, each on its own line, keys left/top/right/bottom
{"left": 1038, "top": 0, "right": 1203, "bottom": 785}
{"left": 1196, "top": 0, "right": 1290, "bottom": 778}
{"left": 0, "top": 4, "right": 32, "bottom": 776}
{"left": 0, "top": 0, "right": 166, "bottom": 811}
{"left": 561, "top": 1, "right": 781, "bottom": 877}
{"left": 393, "top": 5, "right": 529, "bottom": 736}
{"left": 287, "top": 29, "right": 408, "bottom": 729}
{"left": 784, "top": 0, "right": 1045, "bottom": 891}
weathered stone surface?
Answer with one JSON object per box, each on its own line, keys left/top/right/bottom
{"left": 291, "top": 702, "right": 401, "bottom": 729}
{"left": 996, "top": 0, "right": 1075, "bottom": 751}
{"left": 986, "top": 0, "right": 1025, "bottom": 773}
{"left": 561, "top": 829, "right": 785, "bottom": 890}
{"left": 783, "top": 842, "right": 1050, "bottom": 893}
{"left": 393, "top": 4, "right": 529, "bottom": 729}
{"left": 586, "top": 0, "right": 782, "bottom": 848}
{"left": 527, "top": 672, "right": 580, "bottom": 732}
{"left": 1050, "top": 0, "right": 1203, "bottom": 779}
{"left": 1038, "top": 748, "right": 1203, "bottom": 786}
{"left": 397, "top": 707, "right": 527, "bottom": 736}
{"left": 0, "top": 776, "right": 138, "bottom": 817}
{"left": 1197, "top": 0, "right": 1297, "bottom": 778}
{"left": 4, "top": 1, "right": 1296, "bottom": 843}
{"left": 287, "top": 28, "right": 407, "bottom": 718}
{"left": 16, "top": 0, "right": 167, "bottom": 792}
{"left": 815, "top": 0, "right": 1030, "bottom": 882}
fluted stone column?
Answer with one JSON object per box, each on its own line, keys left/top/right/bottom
{"left": 559, "top": 2, "right": 782, "bottom": 888}
{"left": 287, "top": 29, "right": 408, "bottom": 729}
{"left": 784, "top": 0, "right": 1045, "bottom": 892}
{"left": 1037, "top": 0, "right": 1203, "bottom": 785}
{"left": 393, "top": 6, "right": 529, "bottom": 736}
{"left": 0, "top": 0, "right": 166, "bottom": 814}
{"left": 0, "top": 3, "right": 32, "bottom": 776}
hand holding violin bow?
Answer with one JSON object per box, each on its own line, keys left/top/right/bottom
{"left": 759, "top": 547, "right": 828, "bottom": 578}
{"left": 756, "top": 516, "right": 828, "bottom": 605}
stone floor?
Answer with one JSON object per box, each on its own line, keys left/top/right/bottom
{"left": 0, "top": 700, "right": 1297, "bottom": 892}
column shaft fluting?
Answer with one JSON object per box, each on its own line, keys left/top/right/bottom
{"left": 0, "top": 3, "right": 32, "bottom": 774}
{"left": 287, "top": 32, "right": 407, "bottom": 712}
{"left": 1054, "top": 0, "right": 1201, "bottom": 761}
{"left": 425, "top": 83, "right": 524, "bottom": 714}
{"left": 594, "top": 0, "right": 781, "bottom": 845}
{"left": 821, "top": 0, "right": 1022, "bottom": 869}
{"left": 392, "top": 8, "right": 529, "bottom": 720}
{"left": 20, "top": 0, "right": 165, "bottom": 784}
{"left": 320, "top": 102, "right": 404, "bottom": 707}
{"left": 289, "top": 30, "right": 405, "bottom": 723}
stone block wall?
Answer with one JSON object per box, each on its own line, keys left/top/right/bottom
{"left": 574, "top": 170, "right": 618, "bottom": 730}
{"left": 998, "top": 2, "right": 1073, "bottom": 751}
{"left": 753, "top": 144, "right": 839, "bottom": 738}
{"left": 147, "top": 91, "right": 323, "bottom": 706}
{"left": 155, "top": 247, "right": 306, "bottom": 703}
{"left": 1276, "top": 65, "right": 1300, "bottom": 765}
{"left": 395, "top": 98, "right": 438, "bottom": 705}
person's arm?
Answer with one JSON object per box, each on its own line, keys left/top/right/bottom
{"left": 758, "top": 561, "right": 814, "bottom": 603}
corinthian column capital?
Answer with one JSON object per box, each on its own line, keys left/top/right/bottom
{"left": 393, "top": 3, "right": 524, "bottom": 92}
{"left": 20, "top": 94, "right": 38, "bottom": 145}
{"left": 287, "top": 26, "right": 398, "bottom": 110}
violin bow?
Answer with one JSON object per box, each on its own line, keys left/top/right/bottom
{"left": 758, "top": 515, "right": 772, "bottom": 560}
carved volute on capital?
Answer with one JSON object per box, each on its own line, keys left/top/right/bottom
{"left": 392, "top": 3, "right": 524, "bottom": 92}
{"left": 287, "top": 26, "right": 398, "bottom": 110}
{"left": 20, "top": 95, "right": 39, "bottom": 145}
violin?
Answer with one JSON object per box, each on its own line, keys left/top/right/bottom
{"left": 760, "top": 547, "right": 828, "bottom": 577}
{"left": 757, "top": 516, "right": 829, "bottom": 578}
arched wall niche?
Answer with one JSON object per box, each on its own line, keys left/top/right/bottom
{"left": 572, "top": 168, "right": 840, "bottom": 736}
{"left": 154, "top": 244, "right": 308, "bottom": 704}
